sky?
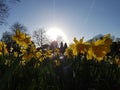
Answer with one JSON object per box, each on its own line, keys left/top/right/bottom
{"left": 0, "top": 0, "right": 120, "bottom": 43}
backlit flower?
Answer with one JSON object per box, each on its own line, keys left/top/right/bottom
{"left": 65, "top": 47, "right": 73, "bottom": 59}
{"left": 54, "top": 48, "right": 60, "bottom": 56}
{"left": 44, "top": 50, "right": 53, "bottom": 58}
{"left": 12, "top": 29, "right": 26, "bottom": 42}
{"left": 87, "top": 34, "right": 112, "bottom": 61}
{"left": 22, "top": 44, "right": 37, "bottom": 61}
{"left": 14, "top": 52, "right": 18, "bottom": 57}
{"left": 22, "top": 53, "right": 34, "bottom": 61}
{"left": 0, "top": 41, "right": 8, "bottom": 56}
{"left": 54, "top": 60, "right": 60, "bottom": 66}
{"left": 114, "top": 55, "right": 120, "bottom": 67}
{"left": 35, "top": 51, "right": 44, "bottom": 62}
{"left": 12, "top": 29, "right": 32, "bottom": 49}
{"left": 70, "top": 37, "right": 89, "bottom": 55}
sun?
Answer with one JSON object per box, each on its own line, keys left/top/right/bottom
{"left": 46, "top": 27, "right": 68, "bottom": 43}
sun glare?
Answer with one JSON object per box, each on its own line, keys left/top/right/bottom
{"left": 46, "top": 27, "right": 68, "bottom": 43}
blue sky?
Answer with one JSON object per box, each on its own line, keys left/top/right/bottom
{"left": 0, "top": 0, "right": 120, "bottom": 43}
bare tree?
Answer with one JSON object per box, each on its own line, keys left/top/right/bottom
{"left": 10, "top": 22, "right": 27, "bottom": 34}
{"left": 32, "top": 28, "right": 49, "bottom": 47}
{"left": 0, "top": 0, "right": 8, "bottom": 25}
{"left": 0, "top": 0, "right": 20, "bottom": 25}
{"left": 0, "top": 31, "right": 17, "bottom": 53}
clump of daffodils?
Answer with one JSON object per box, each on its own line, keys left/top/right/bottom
{"left": 12, "top": 29, "right": 32, "bottom": 49}
{"left": 12, "top": 29, "right": 52, "bottom": 63}
{"left": 65, "top": 34, "right": 112, "bottom": 61}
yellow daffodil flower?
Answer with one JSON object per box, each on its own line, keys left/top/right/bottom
{"left": 70, "top": 37, "right": 90, "bottom": 55}
{"left": 44, "top": 50, "right": 53, "bottom": 58}
{"left": 87, "top": 34, "right": 112, "bottom": 61}
{"left": 21, "top": 44, "right": 37, "bottom": 61}
{"left": 22, "top": 53, "right": 34, "bottom": 61}
{"left": 35, "top": 51, "right": 44, "bottom": 62}
{"left": 0, "top": 41, "right": 8, "bottom": 56}
{"left": 12, "top": 29, "right": 26, "bottom": 42}
{"left": 54, "top": 60, "right": 60, "bottom": 66}
{"left": 114, "top": 55, "right": 120, "bottom": 67}
{"left": 64, "top": 47, "right": 73, "bottom": 59}
{"left": 19, "top": 60, "right": 26, "bottom": 66}
{"left": 14, "top": 52, "right": 18, "bottom": 57}
{"left": 12, "top": 29, "right": 32, "bottom": 49}
{"left": 54, "top": 48, "right": 60, "bottom": 56}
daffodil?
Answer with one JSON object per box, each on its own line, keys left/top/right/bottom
{"left": 22, "top": 35, "right": 32, "bottom": 48}
{"left": 22, "top": 53, "right": 34, "bottom": 61}
{"left": 87, "top": 34, "right": 112, "bottom": 61}
{"left": 54, "top": 48, "right": 60, "bottom": 56}
{"left": 70, "top": 37, "right": 90, "bottom": 55}
{"left": 12, "top": 29, "right": 32, "bottom": 49}
{"left": 22, "top": 44, "right": 37, "bottom": 61}
{"left": 44, "top": 50, "right": 53, "bottom": 58}
{"left": 0, "top": 41, "right": 8, "bottom": 56}
{"left": 35, "top": 51, "right": 44, "bottom": 62}
{"left": 19, "top": 60, "right": 26, "bottom": 66}
{"left": 64, "top": 47, "right": 73, "bottom": 59}
{"left": 14, "top": 52, "right": 18, "bottom": 57}
{"left": 114, "top": 55, "right": 120, "bottom": 67}
{"left": 12, "top": 29, "right": 26, "bottom": 43}
{"left": 54, "top": 60, "right": 60, "bottom": 66}
{"left": 69, "top": 44, "right": 77, "bottom": 55}
{"left": 87, "top": 44, "right": 108, "bottom": 61}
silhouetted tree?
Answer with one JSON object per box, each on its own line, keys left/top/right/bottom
{"left": 1, "top": 31, "right": 12, "bottom": 43}
{"left": 0, "top": 0, "right": 20, "bottom": 25}
{"left": 0, "top": 31, "right": 17, "bottom": 53}
{"left": 0, "top": 0, "right": 8, "bottom": 25}
{"left": 60, "top": 42, "right": 64, "bottom": 54}
{"left": 60, "top": 42, "right": 68, "bottom": 54}
{"left": 64, "top": 42, "right": 68, "bottom": 51}
{"left": 32, "top": 28, "right": 49, "bottom": 47}
{"left": 1, "top": 31, "right": 12, "bottom": 52}
{"left": 10, "top": 22, "right": 27, "bottom": 34}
